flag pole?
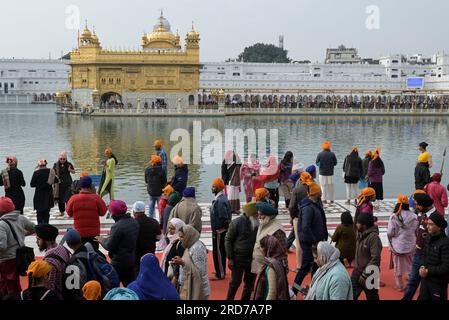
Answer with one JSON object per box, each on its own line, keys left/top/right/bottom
{"left": 440, "top": 147, "right": 447, "bottom": 176}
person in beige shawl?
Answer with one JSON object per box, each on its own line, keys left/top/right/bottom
{"left": 251, "top": 201, "right": 287, "bottom": 275}
{"left": 168, "top": 187, "right": 202, "bottom": 233}
{"left": 171, "top": 225, "right": 210, "bottom": 300}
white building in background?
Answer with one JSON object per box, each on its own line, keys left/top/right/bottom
{"left": 0, "top": 59, "right": 69, "bottom": 103}
{"left": 2, "top": 47, "right": 449, "bottom": 105}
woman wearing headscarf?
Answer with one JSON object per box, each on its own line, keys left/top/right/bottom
{"left": 342, "top": 148, "right": 363, "bottom": 204}
{"left": 331, "top": 211, "right": 356, "bottom": 267}
{"left": 251, "top": 201, "right": 287, "bottom": 276}
{"left": 354, "top": 187, "right": 376, "bottom": 229}
{"left": 253, "top": 235, "right": 289, "bottom": 300}
{"left": 30, "top": 159, "right": 56, "bottom": 224}
{"left": 98, "top": 147, "right": 118, "bottom": 201}
{"left": 222, "top": 150, "right": 242, "bottom": 214}
{"left": 279, "top": 151, "right": 294, "bottom": 208}
{"left": 0, "top": 156, "right": 26, "bottom": 214}
{"left": 158, "top": 184, "right": 174, "bottom": 229}
{"left": 160, "top": 218, "right": 185, "bottom": 283}
{"left": 171, "top": 225, "right": 210, "bottom": 300}
{"left": 367, "top": 148, "right": 385, "bottom": 203}
{"left": 424, "top": 173, "right": 448, "bottom": 215}
{"left": 240, "top": 154, "right": 261, "bottom": 203}
{"left": 128, "top": 253, "right": 180, "bottom": 300}
{"left": 304, "top": 242, "right": 353, "bottom": 300}
{"left": 103, "top": 288, "right": 139, "bottom": 300}
{"left": 387, "top": 195, "right": 418, "bottom": 292}
{"left": 252, "top": 156, "right": 280, "bottom": 201}
{"left": 52, "top": 151, "right": 76, "bottom": 216}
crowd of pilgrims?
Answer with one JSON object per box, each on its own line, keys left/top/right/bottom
{"left": 0, "top": 139, "right": 448, "bottom": 301}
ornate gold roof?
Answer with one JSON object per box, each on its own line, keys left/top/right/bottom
{"left": 142, "top": 14, "right": 181, "bottom": 49}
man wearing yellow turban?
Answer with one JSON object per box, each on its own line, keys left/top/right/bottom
{"left": 415, "top": 151, "right": 431, "bottom": 190}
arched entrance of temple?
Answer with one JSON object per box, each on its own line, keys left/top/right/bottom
{"left": 101, "top": 92, "right": 122, "bottom": 105}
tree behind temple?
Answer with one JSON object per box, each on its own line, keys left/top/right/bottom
{"left": 238, "top": 43, "right": 291, "bottom": 63}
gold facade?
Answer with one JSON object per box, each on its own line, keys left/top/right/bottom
{"left": 68, "top": 14, "right": 200, "bottom": 105}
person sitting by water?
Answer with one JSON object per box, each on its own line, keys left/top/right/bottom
{"left": 127, "top": 253, "right": 180, "bottom": 300}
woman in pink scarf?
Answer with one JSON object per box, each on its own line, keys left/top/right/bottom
{"left": 252, "top": 155, "right": 280, "bottom": 192}
{"left": 240, "top": 154, "right": 261, "bottom": 203}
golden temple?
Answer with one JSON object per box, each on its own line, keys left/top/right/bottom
{"left": 64, "top": 12, "right": 200, "bottom": 108}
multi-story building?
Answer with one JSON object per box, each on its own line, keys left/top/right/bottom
{"left": 0, "top": 59, "right": 69, "bottom": 103}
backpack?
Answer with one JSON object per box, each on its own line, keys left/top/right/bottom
{"left": 83, "top": 243, "right": 120, "bottom": 293}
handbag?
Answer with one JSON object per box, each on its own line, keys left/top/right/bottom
{"left": 1, "top": 219, "right": 35, "bottom": 276}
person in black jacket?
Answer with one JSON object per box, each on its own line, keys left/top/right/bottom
{"left": 210, "top": 178, "right": 232, "bottom": 280}
{"left": 53, "top": 151, "right": 76, "bottom": 216}
{"left": 97, "top": 200, "right": 139, "bottom": 287}
{"left": 132, "top": 201, "right": 161, "bottom": 273}
{"left": 0, "top": 156, "right": 26, "bottom": 214}
{"left": 30, "top": 159, "right": 56, "bottom": 224}
{"left": 170, "top": 155, "right": 188, "bottom": 194}
{"left": 315, "top": 140, "right": 337, "bottom": 203}
{"left": 225, "top": 201, "right": 258, "bottom": 300}
{"left": 418, "top": 212, "right": 449, "bottom": 300}
{"left": 415, "top": 153, "right": 431, "bottom": 190}
{"left": 293, "top": 182, "right": 328, "bottom": 295}
{"left": 343, "top": 148, "right": 363, "bottom": 204}
{"left": 62, "top": 228, "right": 92, "bottom": 300}
{"left": 145, "top": 155, "right": 167, "bottom": 219}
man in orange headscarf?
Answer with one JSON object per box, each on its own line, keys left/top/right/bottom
{"left": 210, "top": 178, "right": 232, "bottom": 280}
{"left": 153, "top": 140, "right": 167, "bottom": 176}
{"left": 316, "top": 140, "right": 338, "bottom": 203}
{"left": 145, "top": 154, "right": 167, "bottom": 218}
{"left": 293, "top": 181, "right": 328, "bottom": 295}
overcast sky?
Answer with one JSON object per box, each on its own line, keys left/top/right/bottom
{"left": 1, "top": 0, "right": 448, "bottom": 62}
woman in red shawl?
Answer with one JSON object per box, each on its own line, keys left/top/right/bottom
{"left": 240, "top": 154, "right": 261, "bottom": 203}
{"left": 253, "top": 235, "right": 290, "bottom": 300}
{"left": 252, "top": 156, "right": 280, "bottom": 206}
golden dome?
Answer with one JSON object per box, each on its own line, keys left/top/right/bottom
{"left": 142, "top": 14, "right": 180, "bottom": 49}
{"left": 186, "top": 22, "right": 200, "bottom": 39}
{"left": 80, "top": 26, "right": 92, "bottom": 40}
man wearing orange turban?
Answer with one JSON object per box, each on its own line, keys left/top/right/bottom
{"left": 210, "top": 177, "right": 232, "bottom": 280}
{"left": 145, "top": 153, "right": 167, "bottom": 218}
{"left": 255, "top": 188, "right": 270, "bottom": 201}
{"left": 293, "top": 180, "right": 328, "bottom": 294}
{"left": 83, "top": 280, "right": 102, "bottom": 300}
{"left": 316, "top": 140, "right": 337, "bottom": 203}
{"left": 22, "top": 261, "right": 59, "bottom": 300}
{"left": 153, "top": 140, "right": 167, "bottom": 176}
